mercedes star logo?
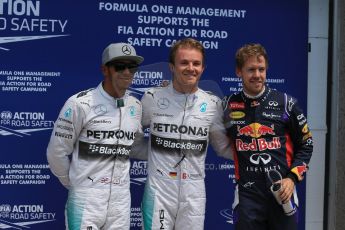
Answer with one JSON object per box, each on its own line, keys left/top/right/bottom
{"left": 157, "top": 98, "right": 169, "bottom": 109}
{"left": 94, "top": 104, "right": 107, "bottom": 115}
{"left": 122, "top": 45, "right": 132, "bottom": 55}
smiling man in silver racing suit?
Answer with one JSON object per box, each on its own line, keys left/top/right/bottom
{"left": 140, "top": 38, "right": 232, "bottom": 230}
{"left": 47, "top": 43, "right": 144, "bottom": 230}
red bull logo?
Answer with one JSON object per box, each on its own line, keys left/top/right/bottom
{"left": 302, "top": 132, "right": 312, "bottom": 141}
{"left": 237, "top": 123, "right": 275, "bottom": 138}
{"left": 292, "top": 163, "right": 308, "bottom": 180}
{"left": 236, "top": 137, "right": 281, "bottom": 151}
{"left": 302, "top": 124, "right": 309, "bottom": 134}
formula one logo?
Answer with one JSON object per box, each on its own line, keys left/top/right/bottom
{"left": 0, "top": 111, "right": 54, "bottom": 137}
{"left": 237, "top": 123, "right": 275, "bottom": 138}
{"left": 0, "top": 204, "right": 56, "bottom": 229}
{"left": 0, "top": 0, "right": 69, "bottom": 51}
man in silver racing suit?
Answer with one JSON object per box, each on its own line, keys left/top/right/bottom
{"left": 47, "top": 43, "right": 144, "bottom": 229}
{"left": 140, "top": 38, "right": 232, "bottom": 230}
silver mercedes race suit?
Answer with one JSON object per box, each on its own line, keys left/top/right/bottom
{"left": 46, "top": 82, "right": 143, "bottom": 230}
{"left": 140, "top": 84, "right": 232, "bottom": 230}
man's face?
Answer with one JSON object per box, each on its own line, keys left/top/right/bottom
{"left": 103, "top": 60, "right": 138, "bottom": 97}
{"left": 236, "top": 55, "right": 267, "bottom": 96}
{"left": 170, "top": 47, "right": 204, "bottom": 93}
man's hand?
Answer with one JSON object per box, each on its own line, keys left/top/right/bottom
{"left": 279, "top": 177, "right": 295, "bottom": 203}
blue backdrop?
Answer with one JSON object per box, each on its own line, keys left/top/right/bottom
{"left": 0, "top": 0, "right": 308, "bottom": 229}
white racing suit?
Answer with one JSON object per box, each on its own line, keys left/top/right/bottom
{"left": 47, "top": 82, "right": 143, "bottom": 230}
{"left": 140, "top": 84, "right": 232, "bottom": 230}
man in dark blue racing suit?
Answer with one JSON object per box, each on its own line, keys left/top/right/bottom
{"left": 223, "top": 43, "right": 313, "bottom": 230}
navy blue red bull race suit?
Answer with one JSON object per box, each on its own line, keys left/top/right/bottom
{"left": 223, "top": 86, "right": 313, "bottom": 230}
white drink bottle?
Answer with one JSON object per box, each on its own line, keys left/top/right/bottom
{"left": 268, "top": 169, "right": 297, "bottom": 216}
